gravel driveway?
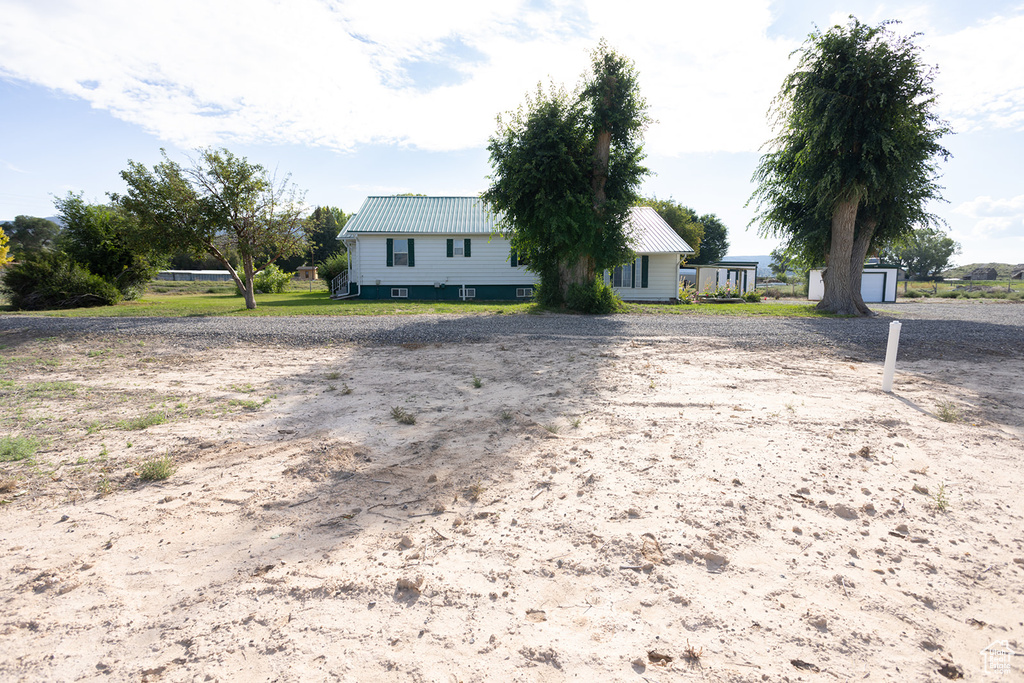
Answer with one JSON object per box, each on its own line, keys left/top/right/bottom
{"left": 1, "top": 299, "right": 1020, "bottom": 362}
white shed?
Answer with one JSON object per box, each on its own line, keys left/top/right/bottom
{"left": 687, "top": 262, "right": 758, "bottom": 296}
{"left": 808, "top": 264, "right": 900, "bottom": 303}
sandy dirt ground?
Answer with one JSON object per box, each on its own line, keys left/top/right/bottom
{"left": 1, "top": 332, "right": 1022, "bottom": 682}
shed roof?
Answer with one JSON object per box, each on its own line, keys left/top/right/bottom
{"left": 340, "top": 196, "right": 694, "bottom": 254}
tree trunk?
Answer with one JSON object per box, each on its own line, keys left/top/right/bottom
{"left": 557, "top": 254, "right": 596, "bottom": 302}
{"left": 816, "top": 197, "right": 862, "bottom": 316}
{"left": 849, "top": 219, "right": 877, "bottom": 316}
{"left": 241, "top": 254, "right": 257, "bottom": 310}
{"left": 591, "top": 130, "right": 612, "bottom": 211}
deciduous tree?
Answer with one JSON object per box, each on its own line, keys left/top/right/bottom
{"left": 54, "top": 193, "right": 165, "bottom": 299}
{"left": 751, "top": 18, "right": 950, "bottom": 315}
{"left": 1, "top": 215, "right": 61, "bottom": 258}
{"left": 483, "top": 41, "right": 650, "bottom": 310}
{"left": 880, "top": 227, "right": 960, "bottom": 280}
{"left": 690, "top": 213, "right": 729, "bottom": 264}
{"left": 115, "top": 148, "right": 307, "bottom": 309}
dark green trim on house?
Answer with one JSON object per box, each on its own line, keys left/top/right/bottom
{"left": 356, "top": 283, "right": 534, "bottom": 301}
{"left": 446, "top": 239, "right": 454, "bottom": 257}
{"left": 464, "top": 238, "right": 471, "bottom": 257}
{"left": 641, "top": 255, "right": 649, "bottom": 288}
{"left": 407, "top": 239, "right": 415, "bottom": 267}
{"left": 386, "top": 238, "right": 393, "bottom": 267}
{"left": 510, "top": 250, "right": 517, "bottom": 267}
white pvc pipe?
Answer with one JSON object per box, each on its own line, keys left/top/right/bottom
{"left": 882, "top": 321, "right": 902, "bottom": 392}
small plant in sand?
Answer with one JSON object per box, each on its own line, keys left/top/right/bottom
{"left": 0, "top": 476, "right": 22, "bottom": 494}
{"left": 340, "top": 383, "right": 353, "bottom": 395}
{"left": 325, "top": 371, "right": 341, "bottom": 380}
{"left": 543, "top": 423, "right": 560, "bottom": 434}
{"left": 933, "top": 482, "right": 949, "bottom": 512}
{"left": 683, "top": 640, "right": 703, "bottom": 664}
{"left": 472, "top": 375, "right": 483, "bottom": 389}
{"left": 97, "top": 477, "right": 114, "bottom": 497}
{"left": 936, "top": 401, "right": 962, "bottom": 423}
{"left": 391, "top": 406, "right": 416, "bottom": 425}
{"left": 137, "top": 455, "right": 176, "bottom": 481}
{"left": 0, "top": 435, "right": 39, "bottom": 462}
{"left": 466, "top": 480, "right": 486, "bottom": 502}
{"left": 571, "top": 417, "right": 582, "bottom": 429}
{"left": 117, "top": 411, "right": 168, "bottom": 430}
{"left": 499, "top": 409, "right": 514, "bottom": 422}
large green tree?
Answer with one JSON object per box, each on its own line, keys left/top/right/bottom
{"left": 306, "top": 206, "right": 348, "bottom": 266}
{"left": 880, "top": 227, "right": 960, "bottom": 280}
{"left": 751, "top": 18, "right": 950, "bottom": 315}
{"left": 54, "top": 193, "right": 165, "bottom": 298}
{"left": 115, "top": 148, "right": 307, "bottom": 309}
{"left": 483, "top": 41, "right": 650, "bottom": 309}
{"left": 1, "top": 215, "right": 61, "bottom": 258}
{"left": 690, "top": 213, "right": 729, "bottom": 264}
{"left": 639, "top": 198, "right": 704, "bottom": 262}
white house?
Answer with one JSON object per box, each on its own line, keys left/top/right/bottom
{"left": 337, "top": 196, "right": 693, "bottom": 302}
{"left": 603, "top": 206, "right": 694, "bottom": 301}
{"left": 808, "top": 263, "right": 900, "bottom": 303}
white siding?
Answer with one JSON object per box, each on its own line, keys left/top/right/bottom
{"left": 356, "top": 234, "right": 537, "bottom": 286}
{"left": 608, "top": 254, "right": 680, "bottom": 301}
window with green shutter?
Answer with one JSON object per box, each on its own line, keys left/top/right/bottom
{"left": 464, "top": 239, "right": 471, "bottom": 257}
{"left": 641, "top": 255, "right": 649, "bottom": 288}
{"left": 447, "top": 239, "right": 454, "bottom": 258}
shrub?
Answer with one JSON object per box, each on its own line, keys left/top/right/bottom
{"left": 902, "top": 288, "right": 924, "bottom": 298}
{"left": 678, "top": 282, "right": 698, "bottom": 304}
{"left": 254, "top": 264, "right": 292, "bottom": 294}
{"left": 319, "top": 251, "right": 349, "bottom": 285}
{"left": 743, "top": 289, "right": 763, "bottom": 303}
{"left": 0, "top": 435, "right": 39, "bottom": 462}
{"left": 0, "top": 251, "right": 121, "bottom": 310}
{"left": 138, "top": 455, "right": 176, "bottom": 481}
{"left": 566, "top": 278, "right": 623, "bottom": 314}
{"left": 764, "top": 287, "right": 783, "bottom": 299}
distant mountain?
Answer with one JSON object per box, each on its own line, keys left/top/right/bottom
{"left": 1, "top": 215, "right": 64, "bottom": 228}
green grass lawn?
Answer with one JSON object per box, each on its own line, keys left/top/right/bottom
{"left": 2, "top": 288, "right": 844, "bottom": 318}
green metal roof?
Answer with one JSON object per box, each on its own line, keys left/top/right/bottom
{"left": 340, "top": 196, "right": 500, "bottom": 235}
{"left": 339, "top": 197, "right": 693, "bottom": 255}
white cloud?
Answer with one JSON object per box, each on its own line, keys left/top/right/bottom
{"left": 952, "top": 194, "right": 1024, "bottom": 237}
{"left": 0, "top": 0, "right": 798, "bottom": 154}
{"left": 926, "top": 11, "right": 1024, "bottom": 133}
{"left": 1, "top": 0, "right": 1020, "bottom": 156}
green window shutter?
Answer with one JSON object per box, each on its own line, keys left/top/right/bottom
{"left": 386, "top": 238, "right": 393, "bottom": 267}
{"left": 464, "top": 239, "right": 471, "bottom": 257}
{"left": 446, "top": 239, "right": 453, "bottom": 258}
{"left": 407, "top": 238, "right": 415, "bottom": 267}
{"left": 641, "top": 255, "right": 649, "bottom": 288}
{"left": 631, "top": 259, "right": 637, "bottom": 288}
{"left": 511, "top": 250, "right": 518, "bottom": 268}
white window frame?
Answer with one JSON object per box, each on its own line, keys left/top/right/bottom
{"left": 516, "top": 287, "right": 533, "bottom": 298}
{"left": 391, "top": 288, "right": 408, "bottom": 298}
{"left": 453, "top": 244, "right": 464, "bottom": 256}
{"left": 393, "top": 239, "right": 409, "bottom": 267}
{"left": 613, "top": 262, "right": 633, "bottom": 288}
{"left": 459, "top": 287, "right": 476, "bottom": 300}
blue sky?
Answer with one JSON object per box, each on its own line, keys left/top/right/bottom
{"left": 1, "top": 0, "right": 1022, "bottom": 264}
